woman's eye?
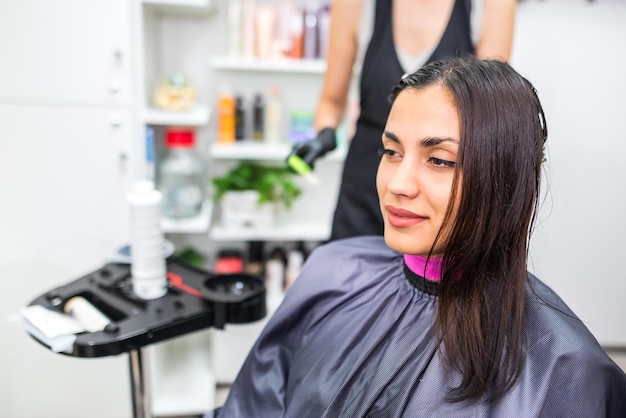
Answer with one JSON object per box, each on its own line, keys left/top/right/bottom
{"left": 377, "top": 147, "right": 401, "bottom": 158}
{"left": 429, "top": 157, "right": 455, "bottom": 168}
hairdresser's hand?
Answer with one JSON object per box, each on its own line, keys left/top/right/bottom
{"left": 287, "top": 127, "right": 337, "bottom": 170}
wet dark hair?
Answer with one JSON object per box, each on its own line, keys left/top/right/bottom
{"left": 390, "top": 57, "right": 547, "bottom": 403}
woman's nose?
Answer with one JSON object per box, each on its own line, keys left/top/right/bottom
{"left": 387, "top": 160, "right": 420, "bottom": 198}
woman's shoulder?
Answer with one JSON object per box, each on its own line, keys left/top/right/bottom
{"left": 524, "top": 274, "right": 617, "bottom": 363}
{"left": 294, "top": 236, "right": 401, "bottom": 291}
{"left": 521, "top": 276, "right": 626, "bottom": 414}
{"left": 276, "top": 236, "right": 404, "bottom": 327}
{"left": 309, "top": 236, "right": 398, "bottom": 264}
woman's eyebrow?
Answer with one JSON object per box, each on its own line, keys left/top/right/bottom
{"left": 383, "top": 130, "right": 400, "bottom": 143}
{"left": 421, "top": 136, "right": 459, "bottom": 147}
{"left": 383, "top": 131, "right": 458, "bottom": 147}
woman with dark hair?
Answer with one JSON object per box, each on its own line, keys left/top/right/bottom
{"left": 213, "top": 57, "right": 626, "bottom": 417}
{"left": 289, "top": 0, "right": 516, "bottom": 241}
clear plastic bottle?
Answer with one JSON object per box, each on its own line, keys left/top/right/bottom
{"left": 158, "top": 128, "right": 206, "bottom": 219}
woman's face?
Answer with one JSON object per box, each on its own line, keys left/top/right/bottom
{"left": 377, "top": 85, "right": 460, "bottom": 256}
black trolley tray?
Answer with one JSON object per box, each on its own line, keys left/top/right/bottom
{"left": 27, "top": 257, "right": 266, "bottom": 358}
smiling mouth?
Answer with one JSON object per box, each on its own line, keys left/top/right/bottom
{"left": 385, "top": 205, "right": 427, "bottom": 228}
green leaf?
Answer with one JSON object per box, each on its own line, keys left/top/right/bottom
{"left": 211, "top": 160, "right": 301, "bottom": 208}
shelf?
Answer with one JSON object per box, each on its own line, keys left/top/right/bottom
{"left": 209, "top": 141, "right": 290, "bottom": 160}
{"left": 209, "top": 141, "right": 347, "bottom": 161}
{"left": 161, "top": 199, "right": 212, "bottom": 234}
{"left": 210, "top": 221, "right": 330, "bottom": 242}
{"left": 211, "top": 57, "right": 326, "bottom": 74}
{"left": 141, "top": 0, "right": 213, "bottom": 9}
{"left": 143, "top": 105, "right": 211, "bottom": 127}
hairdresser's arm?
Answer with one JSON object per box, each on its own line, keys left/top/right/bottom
{"left": 475, "top": 0, "right": 516, "bottom": 62}
{"left": 314, "top": 0, "right": 363, "bottom": 131}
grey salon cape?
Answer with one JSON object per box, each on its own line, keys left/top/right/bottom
{"left": 216, "top": 237, "right": 626, "bottom": 417}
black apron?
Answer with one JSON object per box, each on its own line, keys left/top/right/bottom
{"left": 330, "top": 0, "right": 475, "bottom": 240}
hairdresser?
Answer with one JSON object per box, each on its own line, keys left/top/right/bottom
{"left": 288, "top": 0, "right": 516, "bottom": 240}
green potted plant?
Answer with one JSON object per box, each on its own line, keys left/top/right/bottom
{"left": 212, "top": 161, "right": 302, "bottom": 228}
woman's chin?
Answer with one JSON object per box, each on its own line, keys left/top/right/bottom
{"left": 383, "top": 229, "right": 431, "bottom": 256}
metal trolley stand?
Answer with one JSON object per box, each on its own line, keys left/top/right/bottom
{"left": 25, "top": 258, "right": 266, "bottom": 418}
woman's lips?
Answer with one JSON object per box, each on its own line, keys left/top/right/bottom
{"left": 385, "top": 205, "right": 426, "bottom": 228}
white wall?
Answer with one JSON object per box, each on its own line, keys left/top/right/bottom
{"left": 0, "top": 105, "right": 133, "bottom": 418}
{"left": 0, "top": 1, "right": 134, "bottom": 417}
{"left": 512, "top": 0, "right": 626, "bottom": 346}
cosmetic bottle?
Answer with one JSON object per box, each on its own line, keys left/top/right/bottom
{"left": 235, "top": 95, "right": 246, "bottom": 140}
{"left": 241, "top": 0, "right": 256, "bottom": 58}
{"left": 252, "top": 93, "right": 265, "bottom": 141}
{"left": 255, "top": 4, "right": 275, "bottom": 58}
{"left": 218, "top": 91, "right": 236, "bottom": 143}
{"left": 158, "top": 128, "right": 206, "bottom": 219}
{"left": 303, "top": 1, "right": 318, "bottom": 59}
{"left": 288, "top": 6, "right": 304, "bottom": 59}
{"left": 265, "top": 85, "right": 283, "bottom": 143}
{"left": 215, "top": 249, "right": 244, "bottom": 274}
{"left": 317, "top": 3, "right": 331, "bottom": 59}
{"left": 285, "top": 248, "right": 304, "bottom": 290}
{"left": 127, "top": 180, "right": 167, "bottom": 300}
{"left": 266, "top": 246, "right": 287, "bottom": 310}
{"left": 245, "top": 241, "right": 265, "bottom": 278}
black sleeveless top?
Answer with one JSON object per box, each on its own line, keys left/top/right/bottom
{"left": 330, "top": 0, "right": 474, "bottom": 240}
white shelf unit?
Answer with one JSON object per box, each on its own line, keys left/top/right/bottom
{"left": 139, "top": 0, "right": 214, "bottom": 128}
{"left": 136, "top": 2, "right": 218, "bottom": 416}
{"left": 211, "top": 56, "right": 326, "bottom": 74}
{"left": 207, "top": 140, "right": 344, "bottom": 241}
{"left": 161, "top": 198, "right": 212, "bottom": 233}
{"left": 209, "top": 141, "right": 346, "bottom": 161}
{"left": 207, "top": 54, "right": 344, "bottom": 244}
{"left": 207, "top": 142, "right": 344, "bottom": 242}
{"left": 142, "top": 0, "right": 208, "bottom": 6}
{"left": 141, "top": 0, "right": 215, "bottom": 11}
{"left": 211, "top": 221, "right": 331, "bottom": 242}
{"left": 139, "top": 1, "right": 216, "bottom": 236}
{"left": 143, "top": 104, "right": 211, "bottom": 126}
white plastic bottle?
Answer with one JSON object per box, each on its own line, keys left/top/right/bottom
{"left": 127, "top": 180, "right": 167, "bottom": 299}
{"left": 158, "top": 128, "right": 206, "bottom": 219}
{"left": 265, "top": 85, "right": 283, "bottom": 143}
{"left": 285, "top": 248, "right": 304, "bottom": 290}
{"left": 265, "top": 246, "right": 287, "bottom": 311}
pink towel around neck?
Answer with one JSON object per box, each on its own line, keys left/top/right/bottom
{"left": 403, "top": 254, "right": 443, "bottom": 281}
